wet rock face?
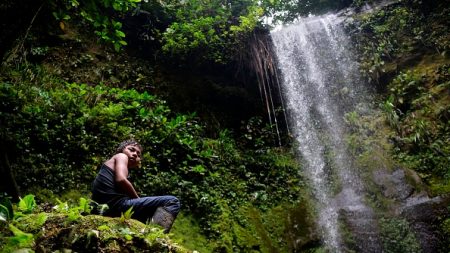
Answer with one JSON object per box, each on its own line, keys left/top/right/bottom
{"left": 333, "top": 168, "right": 448, "bottom": 253}
{"left": 339, "top": 208, "right": 383, "bottom": 253}
{"left": 373, "top": 168, "right": 450, "bottom": 252}
{"left": 400, "top": 196, "right": 450, "bottom": 253}
{"left": 372, "top": 168, "right": 414, "bottom": 201}
{"left": 332, "top": 188, "right": 383, "bottom": 253}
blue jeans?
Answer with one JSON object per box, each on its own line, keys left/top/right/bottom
{"left": 117, "top": 195, "right": 180, "bottom": 223}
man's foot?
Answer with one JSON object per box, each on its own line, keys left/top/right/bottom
{"left": 151, "top": 206, "right": 175, "bottom": 233}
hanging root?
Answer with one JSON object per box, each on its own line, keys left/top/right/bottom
{"left": 239, "top": 30, "right": 291, "bottom": 146}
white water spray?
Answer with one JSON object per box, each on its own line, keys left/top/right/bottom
{"left": 271, "top": 14, "right": 381, "bottom": 252}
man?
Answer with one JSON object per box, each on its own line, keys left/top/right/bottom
{"left": 91, "top": 140, "right": 180, "bottom": 233}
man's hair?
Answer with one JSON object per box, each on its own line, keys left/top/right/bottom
{"left": 115, "top": 139, "right": 143, "bottom": 154}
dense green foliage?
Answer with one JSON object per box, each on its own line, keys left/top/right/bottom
{"left": 387, "top": 68, "right": 450, "bottom": 180}
{"left": 347, "top": 2, "right": 450, "bottom": 249}
{"left": 0, "top": 60, "right": 308, "bottom": 251}
{"left": 344, "top": 1, "right": 450, "bottom": 250}
{"left": 48, "top": 0, "right": 368, "bottom": 62}
{"left": 50, "top": 0, "right": 141, "bottom": 51}
{"left": 351, "top": 0, "right": 449, "bottom": 82}
{"left": 47, "top": 0, "right": 265, "bottom": 62}
{"left": 158, "top": 0, "right": 264, "bottom": 63}
{"left": 349, "top": 0, "right": 450, "bottom": 191}
{"left": 261, "top": 0, "right": 354, "bottom": 23}
{"left": 379, "top": 217, "right": 421, "bottom": 253}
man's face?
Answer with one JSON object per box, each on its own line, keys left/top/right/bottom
{"left": 123, "top": 144, "right": 142, "bottom": 168}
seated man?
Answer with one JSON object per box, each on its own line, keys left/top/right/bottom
{"left": 91, "top": 140, "right": 180, "bottom": 233}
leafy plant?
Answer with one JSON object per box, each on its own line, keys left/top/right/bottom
{"left": 17, "top": 195, "right": 36, "bottom": 214}
{"left": 379, "top": 95, "right": 401, "bottom": 130}
{"left": 120, "top": 207, "right": 134, "bottom": 223}
{"left": 350, "top": 4, "right": 425, "bottom": 81}
{"left": 160, "top": 0, "right": 263, "bottom": 63}
{"left": 53, "top": 199, "right": 69, "bottom": 213}
{"left": 51, "top": 197, "right": 102, "bottom": 222}
{"left": 379, "top": 217, "right": 421, "bottom": 253}
{"left": 6, "top": 224, "right": 35, "bottom": 249}
{"left": 351, "top": 1, "right": 450, "bottom": 185}
{"left": 90, "top": 201, "right": 109, "bottom": 215}
{"left": 50, "top": 0, "right": 141, "bottom": 51}
{"left": 78, "top": 197, "right": 92, "bottom": 214}
{"left": 260, "top": 0, "right": 355, "bottom": 23}
{"left": 14, "top": 212, "right": 48, "bottom": 234}
{"left": 0, "top": 197, "right": 14, "bottom": 222}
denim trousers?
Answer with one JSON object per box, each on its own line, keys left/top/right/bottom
{"left": 116, "top": 195, "right": 180, "bottom": 223}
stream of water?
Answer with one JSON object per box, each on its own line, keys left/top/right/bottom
{"left": 271, "top": 14, "right": 381, "bottom": 252}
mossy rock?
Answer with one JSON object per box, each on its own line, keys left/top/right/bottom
{"left": 32, "top": 213, "right": 189, "bottom": 253}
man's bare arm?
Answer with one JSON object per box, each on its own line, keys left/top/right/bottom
{"left": 114, "top": 153, "right": 139, "bottom": 199}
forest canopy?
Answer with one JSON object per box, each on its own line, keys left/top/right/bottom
{"left": 3, "top": 0, "right": 361, "bottom": 63}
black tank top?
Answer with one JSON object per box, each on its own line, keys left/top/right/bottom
{"left": 91, "top": 164, "right": 128, "bottom": 211}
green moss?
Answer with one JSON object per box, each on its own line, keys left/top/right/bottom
{"left": 345, "top": 109, "right": 396, "bottom": 172}
{"left": 442, "top": 218, "right": 450, "bottom": 237}
{"left": 171, "top": 212, "right": 214, "bottom": 253}
{"left": 243, "top": 199, "right": 319, "bottom": 253}
{"left": 13, "top": 213, "right": 48, "bottom": 234}
{"left": 269, "top": 148, "right": 300, "bottom": 168}
{"left": 31, "top": 213, "right": 189, "bottom": 252}
{"left": 232, "top": 218, "right": 264, "bottom": 252}
{"left": 428, "top": 177, "right": 450, "bottom": 196}
{"left": 243, "top": 207, "right": 276, "bottom": 253}
{"left": 170, "top": 197, "right": 317, "bottom": 253}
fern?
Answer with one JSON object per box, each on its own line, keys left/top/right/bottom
{"left": 120, "top": 207, "right": 134, "bottom": 222}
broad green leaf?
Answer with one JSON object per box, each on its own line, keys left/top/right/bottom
{"left": 115, "top": 30, "right": 126, "bottom": 38}
{"left": 0, "top": 212, "right": 7, "bottom": 222}
{"left": 18, "top": 195, "right": 36, "bottom": 214}
{"left": 0, "top": 197, "right": 13, "bottom": 220}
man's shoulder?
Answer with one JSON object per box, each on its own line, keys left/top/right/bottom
{"left": 113, "top": 153, "right": 128, "bottom": 160}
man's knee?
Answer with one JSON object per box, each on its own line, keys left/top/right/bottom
{"left": 165, "top": 196, "right": 180, "bottom": 215}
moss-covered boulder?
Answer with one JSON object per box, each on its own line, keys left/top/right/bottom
{"left": 1, "top": 212, "right": 190, "bottom": 253}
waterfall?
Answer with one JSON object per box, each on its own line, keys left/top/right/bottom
{"left": 271, "top": 14, "right": 382, "bottom": 252}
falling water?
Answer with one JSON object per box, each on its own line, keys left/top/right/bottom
{"left": 271, "top": 14, "right": 381, "bottom": 252}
